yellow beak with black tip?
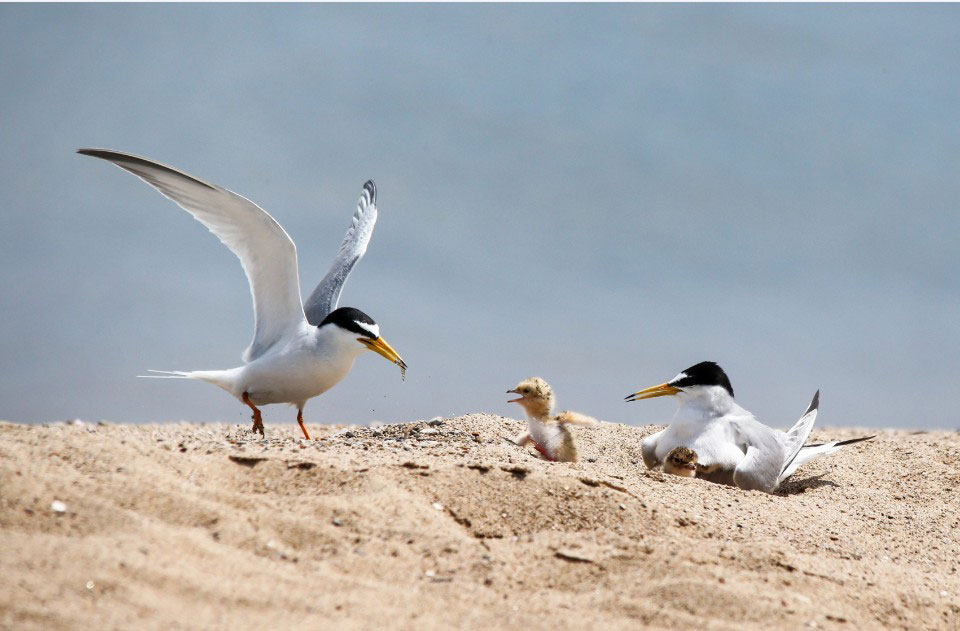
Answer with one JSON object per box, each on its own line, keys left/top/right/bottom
{"left": 624, "top": 382, "right": 680, "bottom": 402}
{"left": 358, "top": 336, "right": 408, "bottom": 380}
{"left": 506, "top": 388, "right": 523, "bottom": 403}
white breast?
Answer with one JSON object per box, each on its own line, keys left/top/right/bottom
{"left": 656, "top": 417, "right": 745, "bottom": 470}
{"left": 527, "top": 418, "right": 564, "bottom": 453}
{"left": 238, "top": 324, "right": 361, "bottom": 406}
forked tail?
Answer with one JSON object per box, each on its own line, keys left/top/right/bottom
{"left": 779, "top": 434, "right": 876, "bottom": 482}
{"left": 138, "top": 369, "right": 238, "bottom": 395}
{"left": 139, "top": 370, "right": 193, "bottom": 379}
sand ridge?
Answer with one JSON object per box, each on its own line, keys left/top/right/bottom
{"left": 1, "top": 415, "right": 958, "bottom": 630}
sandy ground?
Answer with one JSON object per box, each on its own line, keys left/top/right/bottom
{"left": 1, "top": 415, "right": 958, "bottom": 630}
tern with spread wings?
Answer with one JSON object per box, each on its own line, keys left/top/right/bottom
{"left": 79, "top": 149, "right": 406, "bottom": 440}
{"left": 626, "top": 361, "right": 872, "bottom": 493}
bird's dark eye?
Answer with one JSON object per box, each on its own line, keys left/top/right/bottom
{"left": 522, "top": 388, "right": 529, "bottom": 393}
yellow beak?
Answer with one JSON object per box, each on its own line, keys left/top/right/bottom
{"left": 358, "top": 336, "right": 407, "bottom": 380}
{"left": 624, "top": 382, "right": 680, "bottom": 402}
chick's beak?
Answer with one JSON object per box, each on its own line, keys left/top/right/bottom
{"left": 506, "top": 389, "right": 523, "bottom": 404}
{"left": 358, "top": 336, "right": 408, "bottom": 379}
{"left": 624, "top": 382, "right": 680, "bottom": 402}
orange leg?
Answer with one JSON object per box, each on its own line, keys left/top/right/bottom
{"left": 296, "top": 408, "right": 310, "bottom": 440}
{"left": 242, "top": 392, "right": 264, "bottom": 436}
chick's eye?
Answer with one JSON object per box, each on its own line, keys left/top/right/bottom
{"left": 522, "top": 388, "right": 529, "bottom": 393}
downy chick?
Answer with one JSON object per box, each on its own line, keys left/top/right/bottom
{"left": 507, "top": 377, "right": 598, "bottom": 462}
{"left": 662, "top": 446, "right": 699, "bottom": 478}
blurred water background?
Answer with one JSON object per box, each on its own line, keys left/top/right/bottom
{"left": 1, "top": 4, "right": 958, "bottom": 429}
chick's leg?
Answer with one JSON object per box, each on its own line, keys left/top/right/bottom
{"left": 513, "top": 431, "right": 532, "bottom": 446}
{"left": 531, "top": 441, "right": 557, "bottom": 462}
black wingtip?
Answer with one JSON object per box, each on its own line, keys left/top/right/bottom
{"left": 805, "top": 389, "right": 820, "bottom": 415}
{"left": 363, "top": 180, "right": 376, "bottom": 204}
{"left": 77, "top": 148, "right": 110, "bottom": 158}
{"left": 75, "top": 148, "right": 218, "bottom": 191}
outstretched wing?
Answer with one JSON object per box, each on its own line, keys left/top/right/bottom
{"left": 554, "top": 410, "right": 600, "bottom": 427}
{"left": 303, "top": 180, "right": 378, "bottom": 325}
{"left": 78, "top": 149, "right": 306, "bottom": 362}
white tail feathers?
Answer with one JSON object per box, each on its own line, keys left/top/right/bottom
{"left": 779, "top": 435, "right": 875, "bottom": 482}
{"left": 138, "top": 369, "right": 238, "bottom": 395}
{"left": 139, "top": 370, "right": 194, "bottom": 379}
{"left": 554, "top": 410, "right": 600, "bottom": 427}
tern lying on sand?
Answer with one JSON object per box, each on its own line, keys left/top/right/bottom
{"left": 507, "top": 377, "right": 599, "bottom": 462}
{"left": 626, "top": 361, "right": 872, "bottom": 492}
{"left": 79, "top": 149, "right": 406, "bottom": 440}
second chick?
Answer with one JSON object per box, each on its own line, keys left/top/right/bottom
{"left": 507, "top": 377, "right": 598, "bottom": 462}
{"left": 662, "top": 446, "right": 699, "bottom": 478}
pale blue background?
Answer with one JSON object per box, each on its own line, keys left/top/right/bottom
{"left": 2, "top": 4, "right": 958, "bottom": 429}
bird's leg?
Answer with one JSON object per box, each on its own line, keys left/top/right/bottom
{"left": 532, "top": 441, "right": 556, "bottom": 462}
{"left": 296, "top": 408, "right": 311, "bottom": 440}
{"left": 513, "top": 431, "right": 533, "bottom": 447}
{"left": 242, "top": 392, "right": 264, "bottom": 437}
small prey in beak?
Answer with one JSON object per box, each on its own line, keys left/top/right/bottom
{"left": 358, "top": 336, "right": 407, "bottom": 380}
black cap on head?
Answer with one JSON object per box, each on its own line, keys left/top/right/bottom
{"left": 669, "top": 361, "right": 734, "bottom": 398}
{"left": 318, "top": 307, "right": 378, "bottom": 338}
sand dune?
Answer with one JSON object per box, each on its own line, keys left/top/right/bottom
{"left": 1, "top": 416, "right": 958, "bottom": 630}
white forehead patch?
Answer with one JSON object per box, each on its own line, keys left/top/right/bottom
{"left": 669, "top": 372, "right": 687, "bottom": 385}
{"left": 356, "top": 320, "right": 380, "bottom": 338}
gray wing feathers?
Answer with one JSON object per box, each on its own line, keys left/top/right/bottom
{"left": 730, "top": 418, "right": 788, "bottom": 493}
{"left": 303, "top": 181, "right": 378, "bottom": 325}
{"left": 733, "top": 445, "right": 782, "bottom": 493}
{"left": 78, "top": 149, "right": 306, "bottom": 362}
